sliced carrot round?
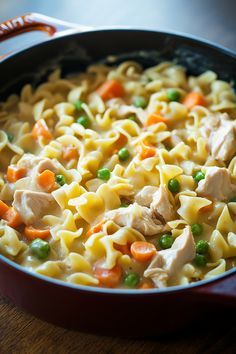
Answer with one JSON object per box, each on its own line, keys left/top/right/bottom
{"left": 139, "top": 281, "right": 154, "bottom": 289}
{"left": 0, "top": 200, "right": 10, "bottom": 218}
{"left": 131, "top": 241, "right": 157, "bottom": 263}
{"left": 6, "top": 165, "right": 27, "bottom": 183}
{"left": 97, "top": 80, "right": 124, "bottom": 101}
{"left": 86, "top": 219, "right": 106, "bottom": 237}
{"left": 62, "top": 146, "right": 79, "bottom": 161}
{"left": 145, "top": 113, "right": 167, "bottom": 126}
{"left": 37, "top": 169, "right": 56, "bottom": 192}
{"left": 94, "top": 265, "right": 122, "bottom": 288}
{"left": 138, "top": 140, "right": 156, "bottom": 160}
{"left": 200, "top": 202, "right": 213, "bottom": 213}
{"left": 182, "top": 92, "right": 206, "bottom": 110}
{"left": 114, "top": 243, "right": 130, "bottom": 255}
{"left": 32, "top": 119, "right": 53, "bottom": 141}
{"left": 115, "top": 133, "right": 128, "bottom": 148}
{"left": 4, "top": 207, "right": 22, "bottom": 228}
{"left": 24, "top": 226, "right": 51, "bottom": 241}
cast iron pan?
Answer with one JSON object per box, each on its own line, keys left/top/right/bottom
{"left": 0, "top": 13, "right": 235, "bottom": 336}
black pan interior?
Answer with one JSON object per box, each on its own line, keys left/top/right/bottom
{"left": 0, "top": 29, "right": 235, "bottom": 100}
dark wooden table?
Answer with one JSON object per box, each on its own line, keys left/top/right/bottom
{"left": 0, "top": 1, "right": 236, "bottom": 353}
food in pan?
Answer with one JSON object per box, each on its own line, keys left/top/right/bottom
{"left": 0, "top": 61, "right": 236, "bottom": 289}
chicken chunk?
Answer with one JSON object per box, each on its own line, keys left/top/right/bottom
{"left": 105, "top": 202, "right": 168, "bottom": 236}
{"left": 200, "top": 113, "right": 236, "bottom": 161}
{"left": 144, "top": 226, "right": 195, "bottom": 287}
{"left": 36, "top": 159, "right": 59, "bottom": 174}
{"left": 13, "top": 190, "right": 58, "bottom": 225}
{"left": 17, "top": 154, "right": 45, "bottom": 170}
{"left": 17, "top": 154, "right": 59, "bottom": 175}
{"left": 135, "top": 185, "right": 175, "bottom": 222}
{"left": 150, "top": 185, "right": 175, "bottom": 222}
{"left": 196, "top": 167, "right": 236, "bottom": 201}
{"left": 134, "top": 186, "right": 158, "bottom": 207}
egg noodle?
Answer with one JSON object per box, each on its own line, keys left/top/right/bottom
{"left": 0, "top": 60, "right": 236, "bottom": 289}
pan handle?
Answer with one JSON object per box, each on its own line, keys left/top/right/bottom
{"left": 0, "top": 13, "right": 91, "bottom": 60}
{"left": 191, "top": 272, "right": 236, "bottom": 306}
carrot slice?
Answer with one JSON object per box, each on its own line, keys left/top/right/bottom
{"left": 200, "top": 202, "right": 214, "bottom": 213}
{"left": 4, "top": 207, "right": 22, "bottom": 228}
{"left": 37, "top": 169, "right": 55, "bottom": 192}
{"left": 139, "top": 281, "right": 154, "bottom": 289}
{"left": 114, "top": 243, "right": 130, "bottom": 255}
{"left": 131, "top": 241, "right": 157, "bottom": 263}
{"left": 182, "top": 92, "right": 206, "bottom": 110}
{"left": 32, "top": 119, "right": 53, "bottom": 141}
{"left": 24, "top": 226, "right": 50, "bottom": 241}
{"left": 138, "top": 140, "right": 156, "bottom": 160}
{"left": 116, "top": 133, "right": 128, "bottom": 148}
{"left": 112, "top": 134, "right": 128, "bottom": 155}
{"left": 86, "top": 219, "right": 106, "bottom": 237}
{"left": 97, "top": 80, "right": 124, "bottom": 101}
{"left": 145, "top": 113, "right": 168, "bottom": 126}
{"left": 94, "top": 265, "right": 122, "bottom": 287}
{"left": 62, "top": 146, "right": 79, "bottom": 161}
{"left": 6, "top": 165, "right": 27, "bottom": 183}
{"left": 0, "top": 200, "right": 10, "bottom": 218}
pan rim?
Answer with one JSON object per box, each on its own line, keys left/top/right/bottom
{"left": 0, "top": 26, "right": 235, "bottom": 296}
{"left": 1, "top": 27, "right": 236, "bottom": 64}
{"left": 1, "top": 253, "right": 235, "bottom": 295}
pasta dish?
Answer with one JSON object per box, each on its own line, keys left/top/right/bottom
{"left": 0, "top": 61, "right": 236, "bottom": 289}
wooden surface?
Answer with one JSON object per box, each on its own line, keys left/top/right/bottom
{"left": 0, "top": 1, "right": 236, "bottom": 353}
{"left": 0, "top": 296, "right": 236, "bottom": 354}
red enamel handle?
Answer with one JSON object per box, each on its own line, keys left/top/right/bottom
{"left": 0, "top": 13, "right": 91, "bottom": 60}
{"left": 192, "top": 271, "right": 236, "bottom": 306}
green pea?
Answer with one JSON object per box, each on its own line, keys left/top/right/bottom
{"left": 196, "top": 240, "right": 209, "bottom": 254}
{"left": 56, "top": 174, "right": 66, "bottom": 186}
{"left": 194, "top": 253, "right": 207, "bottom": 267}
{"left": 132, "top": 96, "right": 147, "bottom": 108}
{"left": 228, "top": 197, "right": 236, "bottom": 203}
{"left": 168, "top": 178, "right": 180, "bottom": 193}
{"left": 167, "top": 89, "right": 181, "bottom": 102}
{"left": 118, "top": 147, "right": 130, "bottom": 162}
{"left": 123, "top": 272, "right": 140, "bottom": 287}
{"left": 77, "top": 116, "right": 90, "bottom": 128}
{"left": 30, "top": 239, "right": 50, "bottom": 260}
{"left": 74, "top": 99, "right": 84, "bottom": 111}
{"left": 128, "top": 115, "right": 138, "bottom": 122}
{"left": 191, "top": 223, "right": 203, "bottom": 237}
{"left": 159, "top": 234, "right": 174, "bottom": 249}
{"left": 193, "top": 171, "right": 205, "bottom": 183}
{"left": 7, "top": 132, "right": 14, "bottom": 143}
{"left": 120, "top": 202, "right": 129, "bottom": 208}
{"left": 96, "top": 168, "right": 110, "bottom": 181}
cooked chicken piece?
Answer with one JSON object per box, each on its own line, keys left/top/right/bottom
{"left": 17, "top": 154, "right": 59, "bottom": 175}
{"left": 135, "top": 185, "right": 175, "bottom": 222}
{"left": 151, "top": 185, "right": 175, "bottom": 222}
{"left": 144, "top": 226, "right": 195, "bottom": 287}
{"left": 105, "top": 202, "right": 168, "bottom": 236}
{"left": 36, "top": 159, "right": 59, "bottom": 174}
{"left": 17, "top": 154, "right": 44, "bottom": 170}
{"left": 134, "top": 186, "right": 158, "bottom": 207}
{"left": 200, "top": 113, "right": 236, "bottom": 161}
{"left": 196, "top": 167, "right": 236, "bottom": 201}
{"left": 144, "top": 266, "right": 168, "bottom": 288}
{"left": 13, "top": 190, "right": 58, "bottom": 225}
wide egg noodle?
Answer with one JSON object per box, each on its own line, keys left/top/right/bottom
{"left": 0, "top": 60, "right": 235, "bottom": 289}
